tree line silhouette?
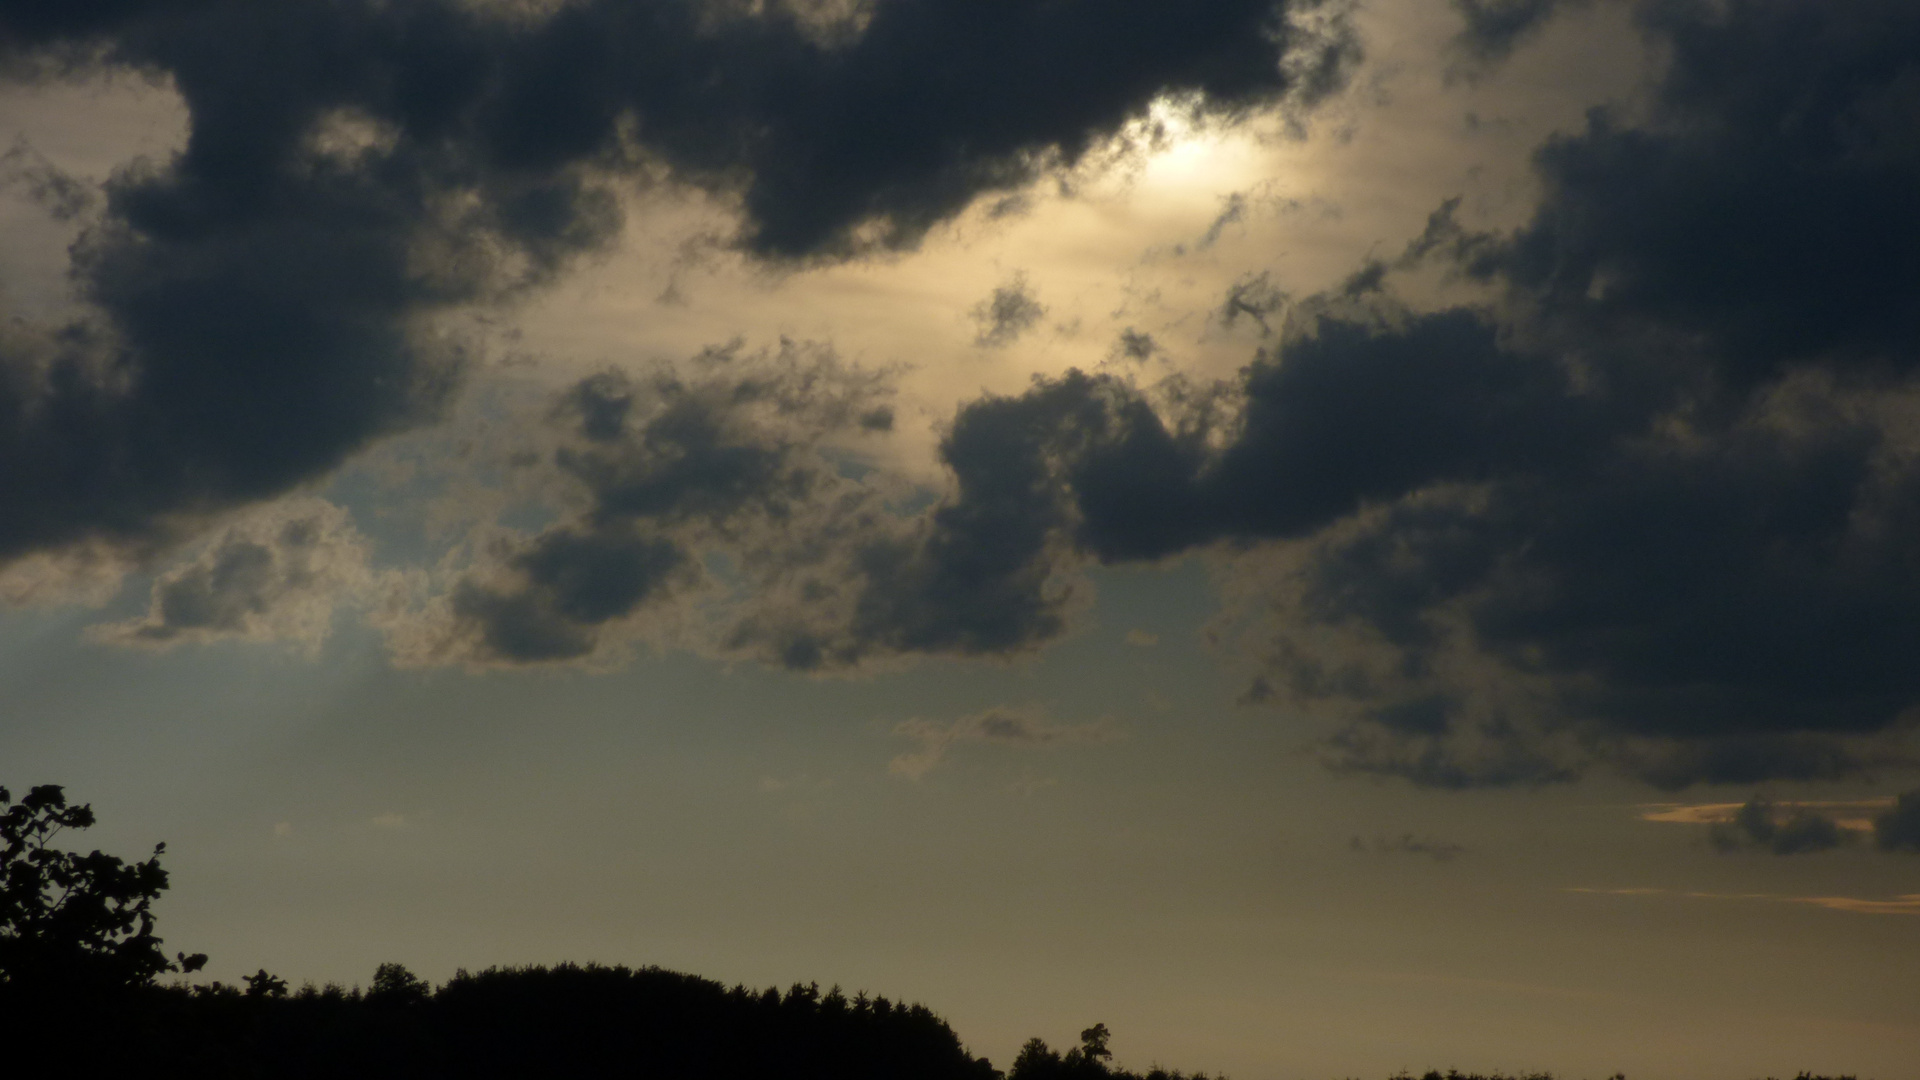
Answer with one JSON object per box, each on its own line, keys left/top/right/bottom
{"left": 0, "top": 785, "right": 1860, "bottom": 1080}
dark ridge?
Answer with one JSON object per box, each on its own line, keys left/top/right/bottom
{"left": 1, "top": 963, "right": 999, "bottom": 1080}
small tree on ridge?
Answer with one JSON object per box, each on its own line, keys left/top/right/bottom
{"left": 0, "top": 784, "right": 205, "bottom": 989}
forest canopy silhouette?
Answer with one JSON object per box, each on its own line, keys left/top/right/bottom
{"left": 0, "top": 783, "right": 1865, "bottom": 1080}
{"left": 0, "top": 782, "right": 1209, "bottom": 1079}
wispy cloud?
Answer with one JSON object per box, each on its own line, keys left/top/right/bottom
{"left": 1637, "top": 795, "right": 1902, "bottom": 855}
{"left": 1791, "top": 894, "right": 1920, "bottom": 916}
{"left": 1637, "top": 798, "right": 1892, "bottom": 832}
{"left": 1565, "top": 887, "right": 1920, "bottom": 917}
{"left": 1350, "top": 833, "right": 1466, "bottom": 862}
{"left": 88, "top": 498, "right": 374, "bottom": 655}
{"left": 888, "top": 706, "right": 1119, "bottom": 780}
{"left": 758, "top": 774, "right": 833, "bottom": 796}
{"left": 970, "top": 272, "right": 1047, "bottom": 348}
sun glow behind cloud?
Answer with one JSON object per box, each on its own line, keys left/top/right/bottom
{"left": 1130, "top": 95, "right": 1276, "bottom": 196}
{"left": 483, "top": 104, "right": 1308, "bottom": 482}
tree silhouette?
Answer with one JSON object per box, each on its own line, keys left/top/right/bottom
{"left": 369, "top": 961, "right": 431, "bottom": 1003}
{"left": 1009, "top": 1023, "right": 1221, "bottom": 1080}
{"left": 1080, "top": 1024, "right": 1112, "bottom": 1063}
{"left": 0, "top": 784, "right": 205, "bottom": 989}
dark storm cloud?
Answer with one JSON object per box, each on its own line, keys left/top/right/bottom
{"left": 840, "top": 372, "right": 1132, "bottom": 659}
{"left": 1708, "top": 797, "right": 1850, "bottom": 856}
{"left": 11, "top": 0, "right": 1914, "bottom": 799}
{"left": 418, "top": 349, "right": 1130, "bottom": 670}
{"left": 933, "top": 303, "right": 1601, "bottom": 566}
{"left": 1875, "top": 790, "right": 1920, "bottom": 854}
{"left": 1, "top": 139, "right": 96, "bottom": 220}
{"left": 1479, "top": 0, "right": 1920, "bottom": 384}
{"left": 1449, "top": 0, "right": 1582, "bottom": 63}
{"left": 0, "top": 0, "right": 1355, "bottom": 577}
{"left": 450, "top": 525, "right": 691, "bottom": 663}
{"left": 455, "top": 314, "right": 1584, "bottom": 671}
{"left": 0, "top": 0, "right": 202, "bottom": 53}
{"left": 795, "top": 305, "right": 1591, "bottom": 661}
{"left": 879, "top": 0, "right": 1920, "bottom": 787}
{"left": 1200, "top": 308, "right": 1603, "bottom": 543}
{"left": 1265, "top": 0, "right": 1920, "bottom": 786}
{"left": 1276, "top": 396, "right": 1920, "bottom": 788}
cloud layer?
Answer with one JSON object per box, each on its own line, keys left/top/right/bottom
{"left": 1705, "top": 797, "right": 1852, "bottom": 857}
{"left": 91, "top": 497, "right": 372, "bottom": 652}
{"left": 846, "top": 0, "right": 1920, "bottom": 788}
{"left": 889, "top": 706, "right": 1117, "bottom": 780}
{"left": 0, "top": 0, "right": 1355, "bottom": 570}
{"left": 6, "top": 0, "right": 1918, "bottom": 796}
{"left": 383, "top": 340, "right": 901, "bottom": 668}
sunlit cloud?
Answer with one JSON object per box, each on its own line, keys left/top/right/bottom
{"left": 1790, "top": 894, "right": 1920, "bottom": 917}
{"left": 0, "top": 541, "right": 134, "bottom": 609}
{"left": 1636, "top": 799, "right": 1895, "bottom": 832}
{"left": 1633, "top": 796, "right": 1914, "bottom": 856}
{"left": 87, "top": 498, "right": 375, "bottom": 655}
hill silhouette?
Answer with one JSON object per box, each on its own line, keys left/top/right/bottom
{"left": 20, "top": 962, "right": 998, "bottom": 1079}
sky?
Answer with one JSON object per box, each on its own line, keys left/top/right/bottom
{"left": 2, "top": 0, "right": 1919, "bottom": 1076}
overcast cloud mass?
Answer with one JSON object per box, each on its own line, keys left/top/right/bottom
{"left": 3, "top": 0, "right": 1919, "bottom": 786}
